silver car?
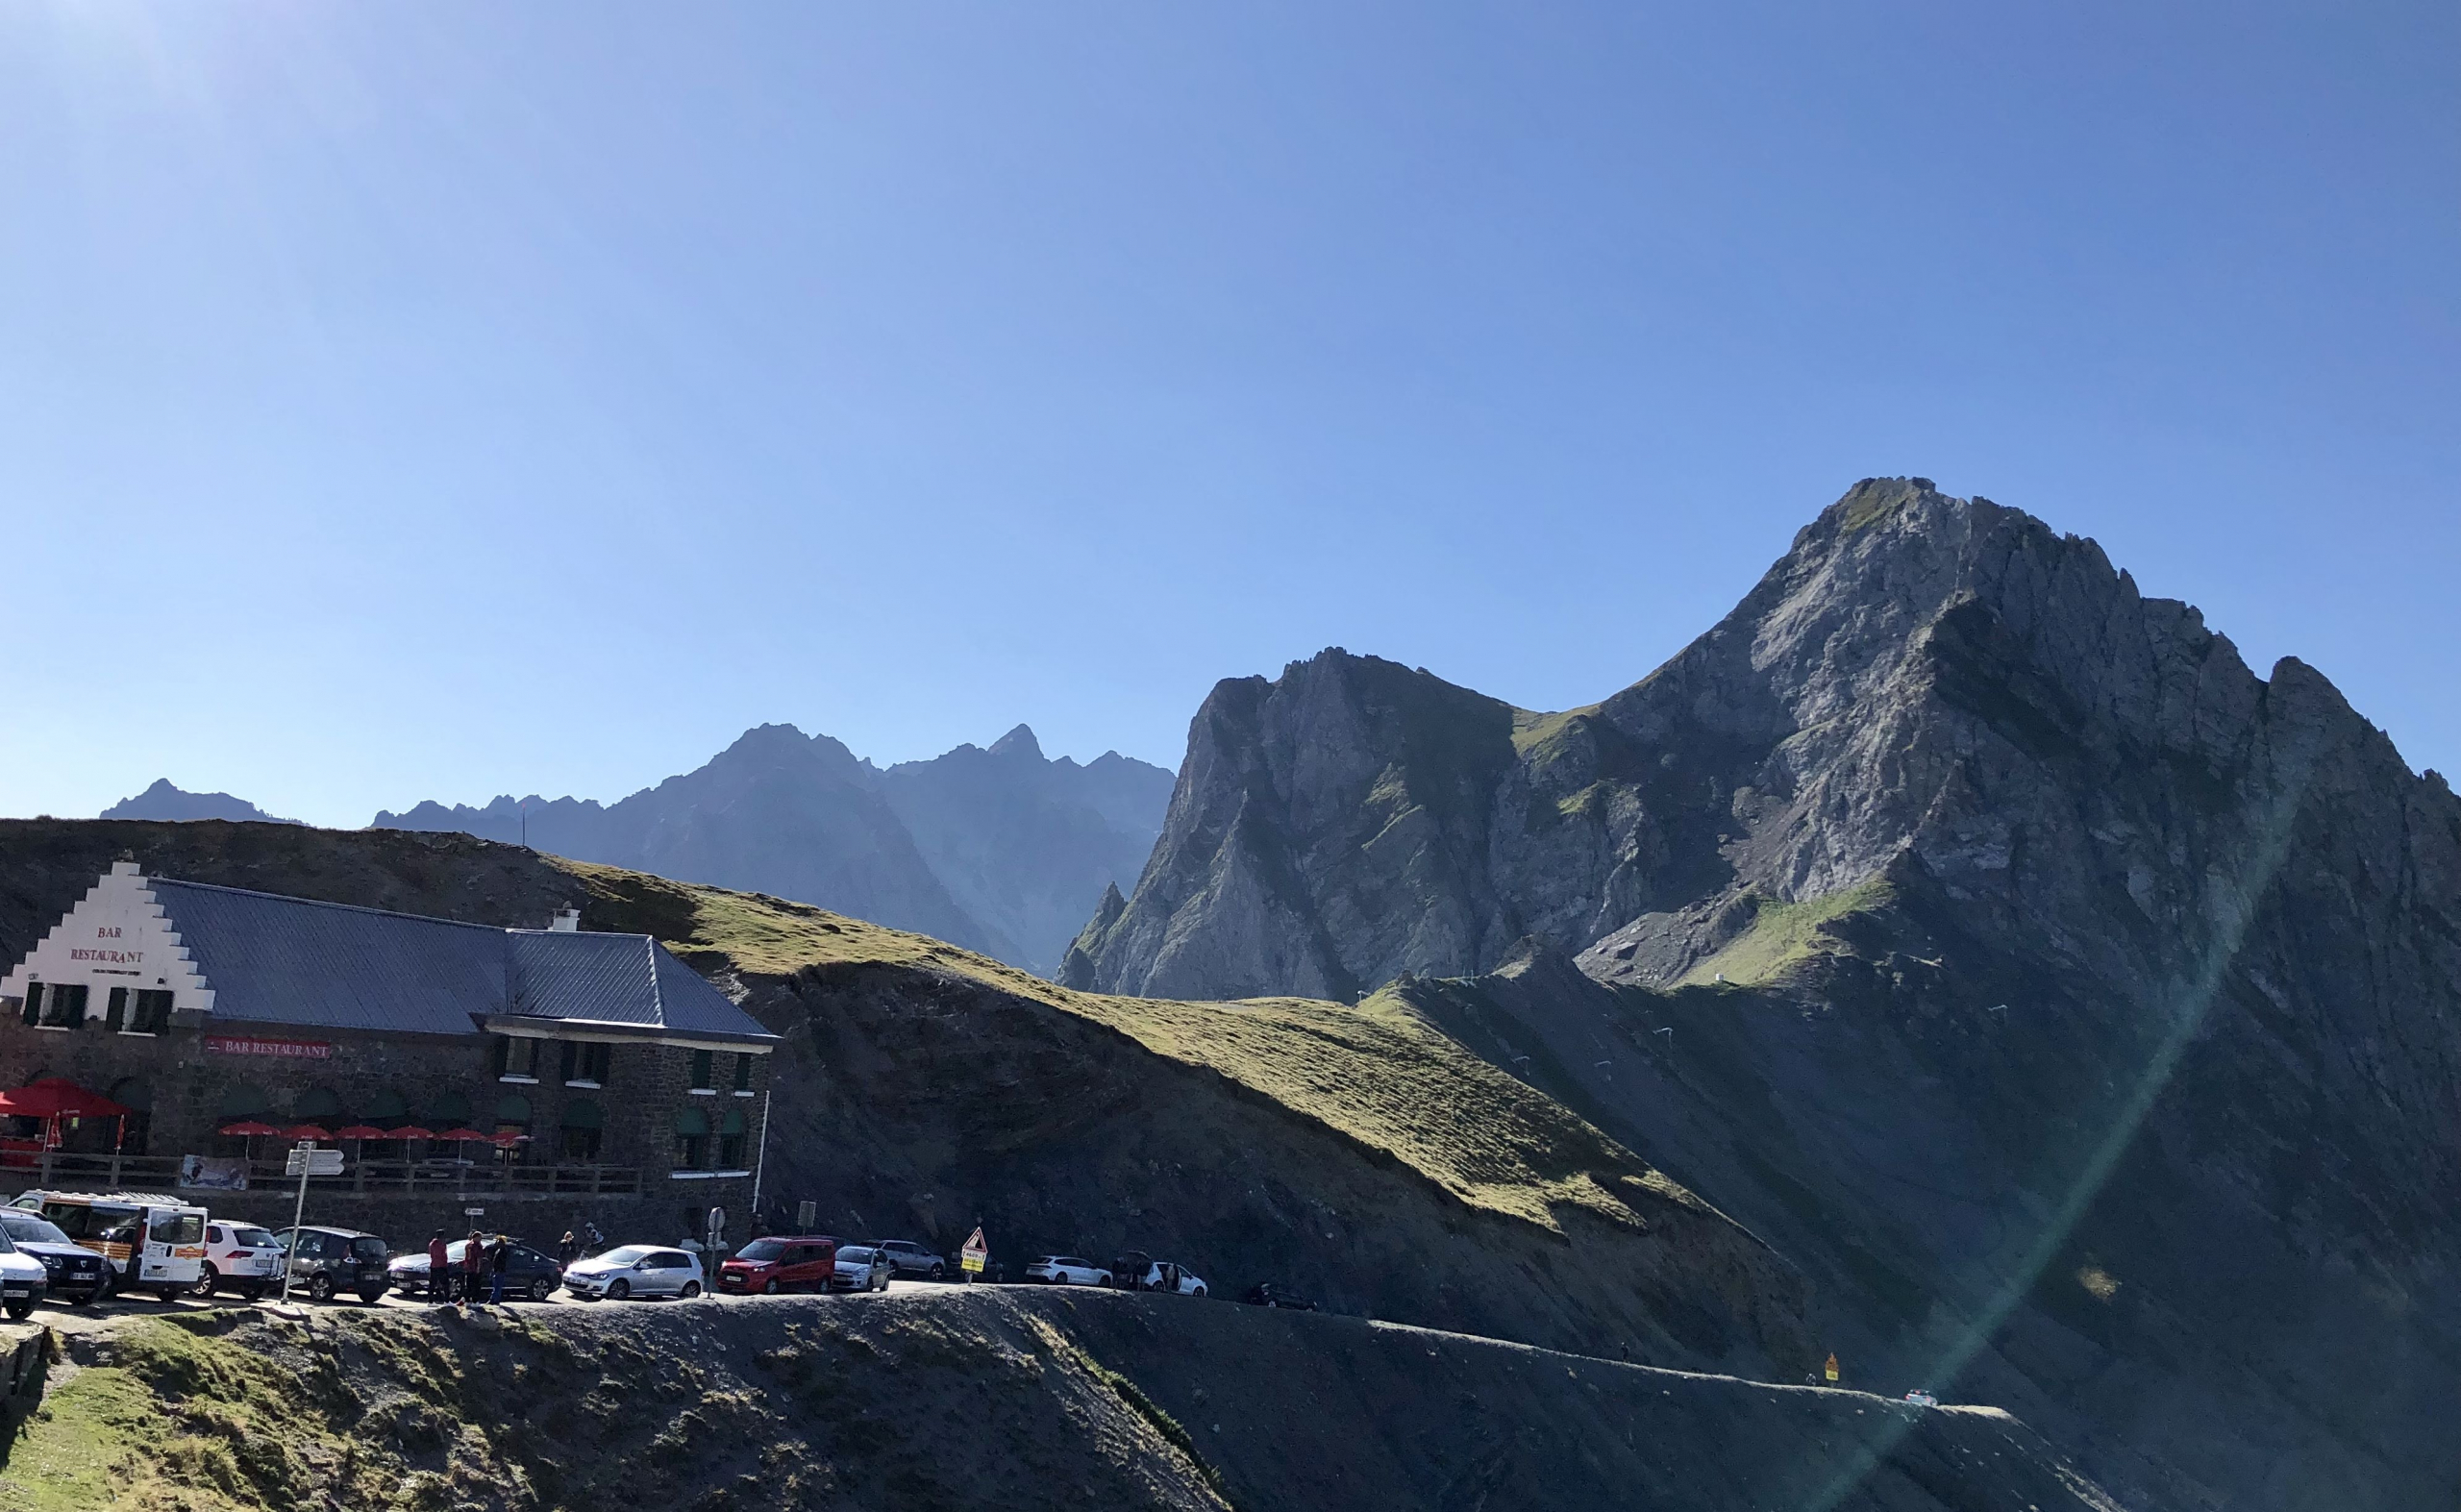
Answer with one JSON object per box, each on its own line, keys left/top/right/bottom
{"left": 829, "top": 1245, "right": 894, "bottom": 1292}
{"left": 560, "top": 1244, "right": 706, "bottom": 1301}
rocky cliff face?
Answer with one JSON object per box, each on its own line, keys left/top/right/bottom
{"left": 98, "top": 778, "right": 301, "bottom": 826}
{"left": 379, "top": 724, "right": 1174, "bottom": 972}
{"left": 1067, "top": 479, "right": 2461, "bottom": 1510}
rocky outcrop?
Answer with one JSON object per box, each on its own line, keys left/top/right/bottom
{"left": 1069, "top": 479, "right": 2461, "bottom": 1509}
{"left": 378, "top": 724, "right": 1174, "bottom": 972}
{"left": 99, "top": 778, "right": 301, "bottom": 826}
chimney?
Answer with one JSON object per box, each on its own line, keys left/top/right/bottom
{"left": 549, "top": 907, "right": 581, "bottom": 932}
{"left": 111, "top": 860, "right": 142, "bottom": 878}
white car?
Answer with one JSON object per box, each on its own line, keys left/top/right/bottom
{"left": 1025, "top": 1254, "right": 1112, "bottom": 1287}
{"left": 1129, "top": 1260, "right": 1206, "bottom": 1297}
{"left": 829, "top": 1245, "right": 894, "bottom": 1292}
{"left": 195, "top": 1221, "right": 284, "bottom": 1301}
{"left": 561, "top": 1244, "right": 706, "bottom": 1301}
{"left": 0, "top": 1230, "right": 46, "bottom": 1319}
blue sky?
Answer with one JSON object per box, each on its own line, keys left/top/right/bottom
{"left": 2, "top": 2, "right": 2452, "bottom": 828}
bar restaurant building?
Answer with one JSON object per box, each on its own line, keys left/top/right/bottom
{"left": 0, "top": 863, "right": 778, "bottom": 1239}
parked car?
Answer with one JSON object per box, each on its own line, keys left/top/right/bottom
{"left": 196, "top": 1221, "right": 284, "bottom": 1301}
{"left": 872, "top": 1240, "right": 948, "bottom": 1280}
{"left": 388, "top": 1238, "right": 564, "bottom": 1301}
{"left": 719, "top": 1235, "right": 837, "bottom": 1296}
{"left": 562, "top": 1245, "right": 705, "bottom": 1301}
{"left": 1239, "top": 1282, "right": 1316, "bottom": 1310}
{"left": 0, "top": 1208, "right": 107, "bottom": 1306}
{"left": 1024, "top": 1255, "right": 1112, "bottom": 1287}
{"left": 270, "top": 1226, "right": 390, "bottom": 1303}
{"left": 0, "top": 1227, "right": 48, "bottom": 1319}
{"left": 828, "top": 1245, "right": 894, "bottom": 1292}
{"left": 1903, "top": 1390, "right": 1939, "bottom": 1407}
{"left": 1122, "top": 1259, "right": 1206, "bottom": 1297}
{"left": 11, "top": 1190, "right": 210, "bottom": 1301}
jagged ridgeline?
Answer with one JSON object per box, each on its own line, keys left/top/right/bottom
{"left": 1065, "top": 478, "right": 2461, "bottom": 1512}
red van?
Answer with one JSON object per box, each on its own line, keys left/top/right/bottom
{"left": 718, "top": 1235, "right": 837, "bottom": 1295}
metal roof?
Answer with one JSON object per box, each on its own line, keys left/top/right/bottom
{"left": 145, "top": 878, "right": 774, "bottom": 1045}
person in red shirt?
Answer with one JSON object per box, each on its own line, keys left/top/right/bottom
{"left": 461, "top": 1229, "right": 485, "bottom": 1303}
{"left": 426, "top": 1231, "right": 450, "bottom": 1302}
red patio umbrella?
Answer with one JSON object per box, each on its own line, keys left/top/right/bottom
{"left": 331, "top": 1126, "right": 390, "bottom": 1141}
{"left": 0, "top": 1078, "right": 132, "bottom": 1119}
{"left": 279, "top": 1124, "right": 333, "bottom": 1142}
{"left": 218, "top": 1121, "right": 282, "bottom": 1137}
{"left": 389, "top": 1127, "right": 437, "bottom": 1141}
{"left": 435, "top": 1128, "right": 492, "bottom": 1143}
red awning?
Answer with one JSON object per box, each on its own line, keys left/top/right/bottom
{"left": 0, "top": 1078, "right": 132, "bottom": 1119}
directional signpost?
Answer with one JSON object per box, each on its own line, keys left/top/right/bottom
{"left": 278, "top": 1140, "right": 347, "bottom": 1306}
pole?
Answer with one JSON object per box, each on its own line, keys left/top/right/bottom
{"left": 280, "top": 1140, "right": 311, "bottom": 1305}
{"left": 748, "top": 1087, "right": 772, "bottom": 1216}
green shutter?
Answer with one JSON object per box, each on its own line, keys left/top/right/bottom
{"left": 733, "top": 1053, "right": 752, "bottom": 1091}
{"left": 19, "top": 983, "right": 38, "bottom": 1027}
{"left": 672, "top": 1107, "right": 709, "bottom": 1136}
{"left": 690, "top": 1050, "right": 713, "bottom": 1089}
{"left": 104, "top": 987, "right": 127, "bottom": 1033}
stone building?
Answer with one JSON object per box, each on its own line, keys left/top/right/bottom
{"left": 0, "top": 863, "right": 778, "bottom": 1245}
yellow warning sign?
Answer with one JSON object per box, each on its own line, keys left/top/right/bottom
{"left": 1824, "top": 1353, "right": 1840, "bottom": 1384}
{"left": 960, "top": 1226, "right": 988, "bottom": 1275}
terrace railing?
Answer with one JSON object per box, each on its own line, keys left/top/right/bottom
{"left": 0, "top": 1148, "right": 647, "bottom": 1198}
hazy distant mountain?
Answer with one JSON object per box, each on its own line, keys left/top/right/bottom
{"left": 375, "top": 724, "right": 1173, "bottom": 974}
{"left": 99, "top": 780, "right": 302, "bottom": 826}
{"left": 879, "top": 725, "right": 1177, "bottom": 975}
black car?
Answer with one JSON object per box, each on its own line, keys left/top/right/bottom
{"left": 0, "top": 1207, "right": 109, "bottom": 1305}
{"left": 388, "top": 1237, "right": 565, "bottom": 1301}
{"left": 271, "top": 1226, "right": 390, "bottom": 1303}
{"left": 1241, "top": 1282, "right": 1317, "bottom": 1311}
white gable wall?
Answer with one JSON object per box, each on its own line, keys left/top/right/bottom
{"left": 0, "top": 862, "right": 215, "bottom": 1023}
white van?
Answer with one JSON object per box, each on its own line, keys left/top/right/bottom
{"left": 9, "top": 1190, "right": 211, "bottom": 1301}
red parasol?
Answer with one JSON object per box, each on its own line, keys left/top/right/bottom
{"left": 435, "top": 1128, "right": 492, "bottom": 1142}
{"left": 0, "top": 1078, "right": 132, "bottom": 1119}
{"left": 389, "top": 1126, "right": 437, "bottom": 1141}
{"left": 331, "top": 1126, "right": 390, "bottom": 1141}
{"left": 280, "top": 1125, "right": 333, "bottom": 1142}
{"left": 488, "top": 1129, "right": 530, "bottom": 1146}
{"left": 218, "top": 1120, "right": 282, "bottom": 1137}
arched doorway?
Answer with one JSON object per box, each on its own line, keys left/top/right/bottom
{"left": 673, "top": 1107, "right": 709, "bottom": 1171}
{"left": 108, "top": 1078, "right": 152, "bottom": 1156}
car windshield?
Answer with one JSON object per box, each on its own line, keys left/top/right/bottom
{"left": 837, "top": 1247, "right": 872, "bottom": 1262}
{"left": 351, "top": 1237, "right": 387, "bottom": 1259}
{"left": 596, "top": 1245, "right": 656, "bottom": 1266}
{"left": 0, "top": 1213, "right": 72, "bottom": 1246}
{"left": 231, "top": 1227, "right": 277, "bottom": 1248}
{"left": 736, "top": 1239, "right": 787, "bottom": 1261}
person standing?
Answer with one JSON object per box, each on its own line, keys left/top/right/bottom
{"left": 426, "top": 1231, "right": 451, "bottom": 1302}
{"left": 461, "top": 1230, "right": 486, "bottom": 1304}
{"left": 557, "top": 1230, "right": 582, "bottom": 1269}
{"left": 488, "top": 1236, "right": 511, "bottom": 1304}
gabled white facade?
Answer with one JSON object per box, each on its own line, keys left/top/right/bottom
{"left": 0, "top": 861, "right": 216, "bottom": 1024}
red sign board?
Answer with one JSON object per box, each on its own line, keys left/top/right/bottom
{"left": 204, "top": 1035, "right": 334, "bottom": 1060}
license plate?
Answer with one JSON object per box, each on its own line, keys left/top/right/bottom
{"left": 2, "top": 1287, "right": 28, "bottom": 1298}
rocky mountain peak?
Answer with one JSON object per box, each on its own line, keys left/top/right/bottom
{"left": 986, "top": 723, "right": 1045, "bottom": 759}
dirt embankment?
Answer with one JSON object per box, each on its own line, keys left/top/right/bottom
{"left": 2, "top": 1296, "right": 2125, "bottom": 1512}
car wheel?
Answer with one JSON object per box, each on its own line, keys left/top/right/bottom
{"left": 607, "top": 1279, "right": 630, "bottom": 1301}
{"left": 930, "top": 1262, "right": 945, "bottom": 1281}
{"left": 1191, "top": 1286, "right": 1206, "bottom": 1298}
{"left": 195, "top": 1264, "right": 220, "bottom": 1298}
{"left": 69, "top": 1286, "right": 95, "bottom": 1307}
{"left": 4, "top": 1300, "right": 30, "bottom": 1321}
{"left": 681, "top": 1280, "right": 703, "bottom": 1300}
{"left": 529, "top": 1277, "right": 553, "bottom": 1302}
{"left": 762, "top": 1278, "right": 779, "bottom": 1296}
{"left": 310, "top": 1274, "right": 337, "bottom": 1303}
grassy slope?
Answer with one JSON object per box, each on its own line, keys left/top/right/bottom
{"left": 1677, "top": 879, "right": 1897, "bottom": 988}
{"left": 553, "top": 859, "right": 1705, "bottom": 1237}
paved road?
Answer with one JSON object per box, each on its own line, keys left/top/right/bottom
{"left": 36, "top": 1274, "right": 973, "bottom": 1337}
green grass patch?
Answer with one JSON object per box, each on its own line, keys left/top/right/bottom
{"left": 1678, "top": 879, "right": 1895, "bottom": 988}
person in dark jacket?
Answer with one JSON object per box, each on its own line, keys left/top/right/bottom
{"left": 557, "top": 1230, "right": 582, "bottom": 1269}
{"left": 461, "top": 1230, "right": 486, "bottom": 1303}
{"left": 426, "top": 1232, "right": 451, "bottom": 1302}
{"left": 488, "top": 1237, "right": 511, "bottom": 1304}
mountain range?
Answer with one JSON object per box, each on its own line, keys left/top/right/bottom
{"left": 1064, "top": 478, "right": 2461, "bottom": 1511}
{"left": 106, "top": 725, "right": 1174, "bottom": 977}
{"left": 371, "top": 723, "right": 1173, "bottom": 975}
